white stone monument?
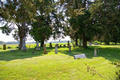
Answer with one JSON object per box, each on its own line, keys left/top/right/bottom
{"left": 74, "top": 54, "right": 86, "bottom": 59}
{"left": 94, "top": 49, "right": 97, "bottom": 57}
{"left": 22, "top": 38, "right": 27, "bottom": 51}
{"left": 36, "top": 41, "right": 40, "bottom": 50}
{"left": 55, "top": 44, "right": 58, "bottom": 54}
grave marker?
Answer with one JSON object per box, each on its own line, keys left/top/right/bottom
{"left": 89, "top": 42, "right": 91, "bottom": 46}
{"left": 22, "top": 38, "right": 27, "bottom": 51}
{"left": 50, "top": 43, "right": 52, "bottom": 48}
{"left": 73, "top": 44, "right": 75, "bottom": 47}
{"left": 43, "top": 44, "right": 47, "bottom": 54}
{"left": 3, "top": 44, "right": 6, "bottom": 50}
{"left": 74, "top": 54, "right": 86, "bottom": 59}
{"left": 60, "top": 45, "right": 62, "bottom": 47}
{"left": 94, "top": 49, "right": 97, "bottom": 57}
{"left": 36, "top": 41, "right": 40, "bottom": 50}
{"left": 63, "top": 44, "right": 66, "bottom": 47}
{"left": 32, "top": 51, "right": 34, "bottom": 55}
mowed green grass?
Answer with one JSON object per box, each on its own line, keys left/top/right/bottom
{"left": 0, "top": 44, "right": 120, "bottom": 80}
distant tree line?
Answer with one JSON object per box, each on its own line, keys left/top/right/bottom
{"left": 0, "top": 41, "right": 4, "bottom": 44}
{"left": 0, "top": 41, "right": 17, "bottom": 44}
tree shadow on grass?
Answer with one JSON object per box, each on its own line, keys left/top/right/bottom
{"left": 95, "top": 47, "right": 120, "bottom": 61}
{"left": 58, "top": 47, "right": 94, "bottom": 59}
{"left": 58, "top": 46, "right": 120, "bottom": 62}
{"left": 0, "top": 46, "right": 120, "bottom": 62}
{"left": 0, "top": 47, "right": 54, "bottom": 61}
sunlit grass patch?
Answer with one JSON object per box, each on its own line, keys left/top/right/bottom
{"left": 0, "top": 45, "right": 120, "bottom": 80}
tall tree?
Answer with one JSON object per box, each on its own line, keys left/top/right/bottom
{"left": 90, "top": 0, "right": 120, "bottom": 44}
{"left": 29, "top": 16, "right": 52, "bottom": 47}
{"left": 0, "top": 0, "right": 36, "bottom": 50}
{"left": 62, "top": 0, "right": 94, "bottom": 47}
{"left": 69, "top": 10, "right": 96, "bottom": 48}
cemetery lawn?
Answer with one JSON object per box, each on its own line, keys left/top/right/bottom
{"left": 0, "top": 45, "right": 120, "bottom": 80}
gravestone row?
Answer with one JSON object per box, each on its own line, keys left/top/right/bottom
{"left": 2, "top": 42, "right": 99, "bottom": 59}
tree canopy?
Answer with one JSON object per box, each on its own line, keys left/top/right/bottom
{"left": 0, "top": 0, "right": 120, "bottom": 49}
{"left": 29, "top": 16, "right": 52, "bottom": 47}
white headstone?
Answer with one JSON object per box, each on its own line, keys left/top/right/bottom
{"left": 22, "top": 38, "right": 27, "bottom": 51}
{"left": 98, "top": 50, "right": 99, "bottom": 52}
{"left": 55, "top": 44, "right": 58, "bottom": 54}
{"left": 36, "top": 41, "right": 40, "bottom": 50}
{"left": 94, "top": 49, "right": 97, "bottom": 57}
{"left": 74, "top": 54, "right": 86, "bottom": 59}
{"left": 89, "top": 42, "right": 91, "bottom": 46}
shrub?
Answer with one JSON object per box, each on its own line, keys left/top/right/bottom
{"left": 94, "top": 40, "right": 100, "bottom": 45}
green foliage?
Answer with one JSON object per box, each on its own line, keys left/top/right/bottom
{"left": 94, "top": 40, "right": 100, "bottom": 45}
{"left": 0, "top": 24, "right": 12, "bottom": 35}
{"left": 29, "top": 16, "right": 52, "bottom": 42}
{"left": 69, "top": 10, "right": 95, "bottom": 47}
{"left": 89, "top": 0, "right": 120, "bottom": 44}
{"left": 0, "top": 0, "right": 37, "bottom": 50}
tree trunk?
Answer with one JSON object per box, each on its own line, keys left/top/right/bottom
{"left": 83, "top": 0, "right": 87, "bottom": 8}
{"left": 41, "top": 40, "right": 44, "bottom": 47}
{"left": 75, "top": 38, "right": 78, "bottom": 46}
{"left": 105, "top": 41, "right": 109, "bottom": 45}
{"left": 19, "top": 37, "right": 23, "bottom": 50}
{"left": 79, "top": 38, "right": 82, "bottom": 47}
{"left": 83, "top": 34, "right": 87, "bottom": 48}
{"left": 115, "top": 42, "right": 117, "bottom": 45}
{"left": 18, "top": 23, "right": 26, "bottom": 50}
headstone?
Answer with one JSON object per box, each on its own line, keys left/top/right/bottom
{"left": 22, "top": 38, "right": 27, "bottom": 51}
{"left": 36, "top": 41, "right": 40, "bottom": 50}
{"left": 89, "top": 42, "right": 91, "bottom": 46}
{"left": 55, "top": 44, "right": 58, "bottom": 54}
{"left": 3, "top": 44, "right": 6, "bottom": 50}
{"left": 94, "top": 43, "right": 98, "bottom": 45}
{"left": 74, "top": 54, "right": 86, "bottom": 59}
{"left": 69, "top": 46, "right": 71, "bottom": 53}
{"left": 63, "top": 44, "right": 66, "bottom": 47}
{"left": 60, "top": 45, "right": 62, "bottom": 47}
{"left": 98, "top": 50, "right": 99, "bottom": 52}
{"left": 57, "top": 44, "right": 59, "bottom": 48}
{"left": 10, "top": 50, "right": 15, "bottom": 51}
{"left": 50, "top": 43, "right": 52, "bottom": 48}
{"left": 94, "top": 49, "right": 97, "bottom": 57}
{"left": 43, "top": 44, "right": 47, "bottom": 54}
{"left": 8, "top": 47, "right": 10, "bottom": 49}
{"left": 32, "top": 51, "right": 34, "bottom": 55}
{"left": 73, "top": 44, "right": 75, "bottom": 48}
{"left": 16, "top": 47, "right": 19, "bottom": 48}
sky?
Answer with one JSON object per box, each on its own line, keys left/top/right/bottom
{"left": 0, "top": 30, "right": 71, "bottom": 42}
{"left": 0, "top": 30, "right": 18, "bottom": 42}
